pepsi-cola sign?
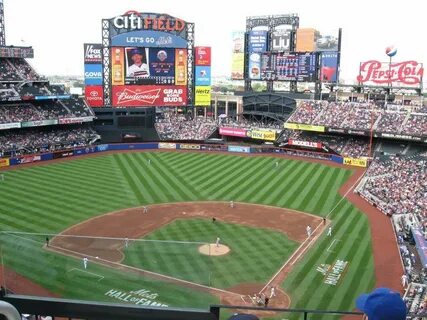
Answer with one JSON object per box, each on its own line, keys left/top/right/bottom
{"left": 84, "top": 44, "right": 102, "bottom": 64}
{"left": 357, "top": 60, "right": 424, "bottom": 86}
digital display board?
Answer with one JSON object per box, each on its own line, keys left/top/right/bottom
{"left": 260, "top": 52, "right": 317, "bottom": 82}
{"left": 0, "top": 46, "right": 34, "bottom": 58}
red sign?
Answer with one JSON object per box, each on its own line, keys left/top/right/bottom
{"left": 195, "top": 47, "right": 211, "bottom": 66}
{"left": 112, "top": 85, "right": 187, "bottom": 107}
{"left": 219, "top": 127, "right": 248, "bottom": 137}
{"left": 288, "top": 139, "right": 322, "bottom": 149}
{"left": 85, "top": 86, "right": 104, "bottom": 107}
{"left": 357, "top": 60, "right": 424, "bottom": 86}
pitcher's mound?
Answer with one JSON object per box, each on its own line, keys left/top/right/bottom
{"left": 198, "top": 244, "right": 230, "bottom": 256}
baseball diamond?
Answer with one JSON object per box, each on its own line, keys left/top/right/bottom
{"left": 0, "top": 150, "right": 404, "bottom": 320}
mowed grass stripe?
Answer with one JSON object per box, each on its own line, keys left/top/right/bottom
{"left": 113, "top": 153, "right": 148, "bottom": 204}
{"left": 314, "top": 168, "right": 349, "bottom": 214}
{"left": 146, "top": 153, "right": 202, "bottom": 200}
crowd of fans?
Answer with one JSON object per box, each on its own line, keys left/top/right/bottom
{"left": 0, "top": 83, "right": 19, "bottom": 100}
{"left": 0, "top": 100, "right": 93, "bottom": 124}
{"left": 0, "top": 127, "right": 99, "bottom": 158}
{"left": 155, "top": 110, "right": 217, "bottom": 140}
{"left": 288, "top": 100, "right": 427, "bottom": 136}
{"left": 0, "top": 58, "right": 42, "bottom": 82}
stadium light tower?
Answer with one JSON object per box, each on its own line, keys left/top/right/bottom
{"left": 0, "top": 0, "right": 5, "bottom": 45}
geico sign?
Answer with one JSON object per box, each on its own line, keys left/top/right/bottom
{"left": 113, "top": 11, "right": 185, "bottom": 32}
{"left": 85, "top": 72, "right": 102, "bottom": 78}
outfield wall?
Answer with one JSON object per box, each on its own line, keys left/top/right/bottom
{"left": 0, "top": 142, "right": 367, "bottom": 169}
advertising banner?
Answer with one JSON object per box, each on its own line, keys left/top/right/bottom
{"left": 320, "top": 52, "right": 339, "bottom": 82}
{"left": 343, "top": 157, "right": 367, "bottom": 167}
{"left": 16, "top": 155, "right": 41, "bottom": 164}
{"left": 331, "top": 155, "right": 343, "bottom": 164}
{"left": 159, "top": 142, "right": 177, "bottom": 149}
{"left": 249, "top": 31, "right": 268, "bottom": 53}
{"left": 175, "top": 49, "right": 187, "bottom": 86}
{"left": 85, "top": 86, "right": 104, "bottom": 107}
{"left": 231, "top": 31, "right": 245, "bottom": 80}
{"left": 288, "top": 139, "right": 322, "bottom": 148}
{"left": 111, "top": 30, "right": 188, "bottom": 48}
{"left": 231, "top": 53, "right": 244, "bottom": 80}
{"left": 59, "top": 117, "right": 94, "bottom": 124}
{"left": 195, "top": 47, "right": 211, "bottom": 66}
{"left": 21, "top": 119, "right": 58, "bottom": 128}
{"left": 248, "top": 130, "right": 276, "bottom": 141}
{"left": 84, "top": 43, "right": 103, "bottom": 64}
{"left": 34, "top": 95, "right": 70, "bottom": 100}
{"left": 111, "top": 47, "right": 125, "bottom": 86}
{"left": 219, "top": 127, "right": 247, "bottom": 137}
{"left": 315, "top": 30, "right": 339, "bottom": 51}
{"left": 249, "top": 53, "right": 261, "bottom": 80}
{"left": 411, "top": 228, "right": 427, "bottom": 268}
{"left": 285, "top": 123, "right": 325, "bottom": 132}
{"left": 179, "top": 144, "right": 201, "bottom": 150}
{"left": 195, "top": 66, "right": 211, "bottom": 86}
{"left": 112, "top": 85, "right": 187, "bottom": 107}
{"left": 194, "top": 86, "right": 211, "bottom": 106}
{"left": 296, "top": 28, "right": 316, "bottom": 52}
{"left": 357, "top": 61, "right": 423, "bottom": 87}
{"left": 96, "top": 144, "right": 109, "bottom": 152}
{"left": 228, "top": 145, "right": 250, "bottom": 153}
{"left": 271, "top": 29, "right": 291, "bottom": 51}
{"left": 53, "top": 151, "right": 74, "bottom": 159}
{"left": 0, "top": 158, "right": 10, "bottom": 167}
{"left": 84, "top": 64, "right": 103, "bottom": 85}
{"left": 0, "top": 122, "right": 21, "bottom": 130}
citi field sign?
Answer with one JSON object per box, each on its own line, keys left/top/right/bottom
{"left": 112, "top": 11, "right": 186, "bottom": 32}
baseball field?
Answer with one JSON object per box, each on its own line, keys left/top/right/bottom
{"left": 0, "top": 151, "right": 376, "bottom": 319}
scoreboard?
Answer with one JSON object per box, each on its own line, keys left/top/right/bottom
{"left": 0, "top": 46, "right": 34, "bottom": 58}
{"left": 260, "top": 52, "right": 317, "bottom": 82}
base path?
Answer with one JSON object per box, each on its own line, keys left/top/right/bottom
{"left": 51, "top": 201, "right": 324, "bottom": 309}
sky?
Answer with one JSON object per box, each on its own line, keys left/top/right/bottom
{"left": 3, "top": 0, "right": 426, "bottom": 84}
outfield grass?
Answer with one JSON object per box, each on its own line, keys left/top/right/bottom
{"left": 123, "top": 218, "right": 299, "bottom": 288}
{"left": 0, "top": 152, "right": 374, "bottom": 315}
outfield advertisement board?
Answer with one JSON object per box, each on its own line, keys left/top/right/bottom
{"left": 0, "top": 158, "right": 10, "bottom": 167}
{"left": 289, "top": 139, "right": 322, "bottom": 148}
{"left": 231, "top": 31, "right": 245, "bottom": 80}
{"left": 21, "top": 119, "right": 58, "bottom": 128}
{"left": 85, "top": 86, "right": 104, "bottom": 107}
{"left": 84, "top": 64, "right": 103, "bottom": 85}
{"left": 179, "top": 144, "right": 201, "bottom": 150}
{"left": 59, "top": 117, "right": 94, "bottom": 124}
{"left": 194, "top": 86, "right": 211, "bottom": 106}
{"left": 248, "top": 30, "right": 268, "bottom": 53}
{"left": 84, "top": 43, "right": 103, "bottom": 64}
{"left": 0, "top": 122, "right": 20, "bottom": 130}
{"left": 158, "top": 143, "right": 177, "bottom": 149}
{"left": 195, "top": 47, "right": 211, "bottom": 66}
{"left": 228, "top": 145, "right": 250, "bottom": 153}
{"left": 320, "top": 52, "right": 339, "bottom": 83}
{"left": 195, "top": 66, "right": 211, "bottom": 86}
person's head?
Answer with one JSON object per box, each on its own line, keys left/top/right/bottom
{"left": 130, "top": 48, "right": 144, "bottom": 64}
{"left": 157, "top": 50, "right": 167, "bottom": 62}
{"left": 356, "top": 287, "right": 407, "bottom": 320}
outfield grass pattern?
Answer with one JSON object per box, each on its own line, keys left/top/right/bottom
{"left": 0, "top": 152, "right": 374, "bottom": 316}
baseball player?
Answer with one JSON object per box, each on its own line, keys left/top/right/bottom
{"left": 401, "top": 274, "right": 408, "bottom": 288}
{"left": 230, "top": 201, "right": 234, "bottom": 208}
{"left": 327, "top": 226, "right": 332, "bottom": 236}
{"left": 83, "top": 257, "right": 88, "bottom": 269}
{"left": 216, "top": 237, "right": 220, "bottom": 248}
{"left": 270, "top": 286, "right": 276, "bottom": 298}
{"left": 148, "top": 159, "right": 151, "bottom": 165}
{"left": 275, "top": 161, "right": 278, "bottom": 168}
{"left": 143, "top": 206, "right": 148, "bottom": 213}
{"left": 125, "top": 238, "right": 129, "bottom": 248}
{"left": 45, "top": 237, "right": 49, "bottom": 247}
{"left": 306, "top": 225, "right": 312, "bottom": 238}
{"left": 0, "top": 174, "right": 4, "bottom": 181}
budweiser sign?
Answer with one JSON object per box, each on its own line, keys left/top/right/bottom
{"left": 112, "top": 86, "right": 187, "bottom": 107}
{"left": 357, "top": 60, "right": 424, "bottom": 86}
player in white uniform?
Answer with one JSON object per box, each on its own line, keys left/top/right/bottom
{"left": 270, "top": 286, "right": 276, "bottom": 298}
{"left": 275, "top": 161, "right": 278, "bottom": 168}
{"left": 143, "top": 206, "right": 148, "bottom": 213}
{"left": 83, "top": 257, "right": 88, "bottom": 269}
{"left": 216, "top": 237, "right": 220, "bottom": 248}
{"left": 127, "top": 48, "right": 149, "bottom": 78}
{"left": 306, "top": 225, "right": 312, "bottom": 238}
{"left": 230, "top": 201, "right": 234, "bottom": 208}
{"left": 125, "top": 238, "right": 129, "bottom": 248}
{"left": 327, "top": 226, "right": 332, "bottom": 236}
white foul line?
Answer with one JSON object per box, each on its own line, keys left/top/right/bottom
{"left": 68, "top": 268, "right": 104, "bottom": 282}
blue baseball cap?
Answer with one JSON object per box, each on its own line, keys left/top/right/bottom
{"left": 356, "top": 287, "right": 407, "bottom": 320}
{"left": 130, "top": 48, "right": 143, "bottom": 56}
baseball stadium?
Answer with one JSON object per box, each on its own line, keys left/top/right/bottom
{"left": 0, "top": 2, "right": 426, "bottom": 320}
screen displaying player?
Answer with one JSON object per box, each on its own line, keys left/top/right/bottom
{"left": 126, "top": 47, "right": 150, "bottom": 78}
